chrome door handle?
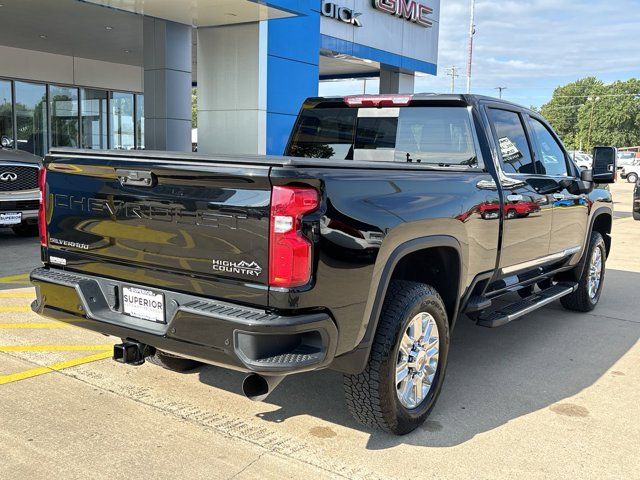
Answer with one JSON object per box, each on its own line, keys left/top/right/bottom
{"left": 506, "top": 194, "right": 523, "bottom": 202}
{"left": 553, "top": 193, "right": 566, "bottom": 200}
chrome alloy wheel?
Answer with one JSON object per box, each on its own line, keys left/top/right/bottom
{"left": 588, "top": 246, "right": 603, "bottom": 299}
{"left": 396, "top": 312, "right": 440, "bottom": 409}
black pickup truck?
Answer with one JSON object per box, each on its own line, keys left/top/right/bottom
{"left": 30, "top": 94, "right": 616, "bottom": 435}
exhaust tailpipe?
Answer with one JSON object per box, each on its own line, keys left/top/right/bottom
{"left": 113, "top": 341, "right": 153, "bottom": 366}
{"left": 242, "top": 373, "right": 284, "bottom": 402}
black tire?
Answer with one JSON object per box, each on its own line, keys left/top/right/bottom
{"left": 517, "top": 286, "right": 534, "bottom": 298}
{"left": 506, "top": 209, "right": 517, "bottom": 219}
{"left": 343, "top": 280, "right": 450, "bottom": 435}
{"left": 147, "top": 350, "right": 202, "bottom": 372}
{"left": 12, "top": 223, "right": 39, "bottom": 237}
{"left": 560, "top": 231, "right": 607, "bottom": 312}
{"left": 627, "top": 173, "right": 638, "bottom": 184}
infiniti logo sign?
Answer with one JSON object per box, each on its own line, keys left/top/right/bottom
{"left": 0, "top": 172, "right": 18, "bottom": 182}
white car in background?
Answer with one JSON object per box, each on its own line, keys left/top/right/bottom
{"left": 617, "top": 152, "right": 639, "bottom": 170}
{"left": 567, "top": 150, "right": 593, "bottom": 170}
{"left": 621, "top": 164, "right": 640, "bottom": 184}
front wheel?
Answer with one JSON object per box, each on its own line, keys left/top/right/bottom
{"left": 343, "top": 280, "right": 450, "bottom": 435}
{"left": 561, "top": 231, "right": 607, "bottom": 312}
{"left": 627, "top": 172, "right": 638, "bottom": 184}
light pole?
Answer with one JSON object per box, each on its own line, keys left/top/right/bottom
{"left": 495, "top": 86, "right": 507, "bottom": 99}
{"left": 466, "top": 0, "right": 476, "bottom": 93}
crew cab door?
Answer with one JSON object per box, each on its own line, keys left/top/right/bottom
{"left": 485, "top": 106, "right": 553, "bottom": 273}
{"left": 525, "top": 114, "right": 588, "bottom": 256}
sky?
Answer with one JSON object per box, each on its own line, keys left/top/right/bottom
{"left": 319, "top": 0, "right": 640, "bottom": 108}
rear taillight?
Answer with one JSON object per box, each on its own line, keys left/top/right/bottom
{"left": 344, "top": 94, "right": 413, "bottom": 107}
{"left": 269, "top": 186, "right": 319, "bottom": 288}
{"left": 38, "top": 167, "right": 47, "bottom": 247}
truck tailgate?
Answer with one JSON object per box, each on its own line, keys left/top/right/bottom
{"left": 44, "top": 154, "right": 272, "bottom": 306}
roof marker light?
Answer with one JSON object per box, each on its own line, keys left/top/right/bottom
{"left": 344, "top": 94, "right": 413, "bottom": 107}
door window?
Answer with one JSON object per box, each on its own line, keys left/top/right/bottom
{"left": 488, "top": 108, "right": 534, "bottom": 174}
{"left": 50, "top": 85, "right": 79, "bottom": 148}
{"left": 81, "top": 89, "right": 108, "bottom": 149}
{"left": 0, "top": 80, "right": 13, "bottom": 146}
{"left": 529, "top": 117, "right": 569, "bottom": 176}
{"left": 15, "top": 82, "right": 48, "bottom": 157}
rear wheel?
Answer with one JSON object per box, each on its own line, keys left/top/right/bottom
{"left": 343, "top": 280, "right": 450, "bottom": 435}
{"left": 560, "top": 231, "right": 606, "bottom": 312}
{"left": 627, "top": 172, "right": 638, "bottom": 184}
{"left": 147, "top": 350, "right": 202, "bottom": 372}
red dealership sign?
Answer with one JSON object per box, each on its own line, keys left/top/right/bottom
{"left": 372, "top": 0, "right": 434, "bottom": 28}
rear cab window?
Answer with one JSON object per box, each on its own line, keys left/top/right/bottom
{"left": 287, "top": 103, "right": 480, "bottom": 168}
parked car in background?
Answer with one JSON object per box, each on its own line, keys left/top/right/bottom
{"left": 621, "top": 164, "right": 640, "bottom": 184}
{"left": 567, "top": 150, "right": 593, "bottom": 170}
{"left": 617, "top": 152, "right": 639, "bottom": 170}
{"left": 0, "top": 136, "right": 42, "bottom": 237}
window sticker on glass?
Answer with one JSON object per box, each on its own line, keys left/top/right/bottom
{"left": 499, "top": 137, "right": 522, "bottom": 163}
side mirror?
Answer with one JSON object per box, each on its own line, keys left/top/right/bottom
{"left": 580, "top": 169, "right": 593, "bottom": 182}
{"left": 592, "top": 146, "right": 617, "bottom": 183}
{"left": 0, "top": 136, "right": 12, "bottom": 148}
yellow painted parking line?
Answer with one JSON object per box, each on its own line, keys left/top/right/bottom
{"left": 0, "top": 274, "right": 30, "bottom": 284}
{"left": 0, "top": 292, "right": 35, "bottom": 299}
{"left": 0, "top": 345, "right": 112, "bottom": 352}
{"left": 0, "top": 351, "right": 112, "bottom": 386}
{"left": 0, "top": 320, "right": 88, "bottom": 329}
{"left": 0, "top": 306, "right": 32, "bottom": 313}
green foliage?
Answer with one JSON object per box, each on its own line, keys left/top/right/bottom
{"left": 192, "top": 87, "right": 197, "bottom": 128}
{"left": 541, "top": 77, "right": 640, "bottom": 151}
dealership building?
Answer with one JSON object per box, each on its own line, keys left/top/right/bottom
{"left": 0, "top": 0, "right": 440, "bottom": 157}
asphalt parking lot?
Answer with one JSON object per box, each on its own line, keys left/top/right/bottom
{"left": 1, "top": 182, "right": 638, "bottom": 480}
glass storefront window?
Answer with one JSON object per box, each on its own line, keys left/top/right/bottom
{"left": 15, "top": 81, "right": 48, "bottom": 157}
{"left": 135, "top": 94, "right": 144, "bottom": 150}
{"left": 50, "top": 85, "right": 79, "bottom": 148}
{"left": 81, "top": 89, "right": 108, "bottom": 149}
{"left": 0, "top": 80, "right": 13, "bottom": 147}
{"left": 111, "top": 92, "right": 134, "bottom": 150}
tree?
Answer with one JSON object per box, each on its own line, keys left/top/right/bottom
{"left": 541, "top": 77, "right": 640, "bottom": 151}
{"left": 576, "top": 79, "right": 640, "bottom": 151}
{"left": 541, "top": 77, "right": 603, "bottom": 150}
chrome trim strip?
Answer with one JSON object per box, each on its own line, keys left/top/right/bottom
{"left": 0, "top": 162, "right": 40, "bottom": 169}
{"left": 502, "top": 246, "right": 581, "bottom": 275}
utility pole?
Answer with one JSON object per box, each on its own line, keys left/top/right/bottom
{"left": 466, "top": 0, "right": 476, "bottom": 93}
{"left": 445, "top": 66, "right": 460, "bottom": 94}
{"left": 495, "top": 86, "right": 507, "bottom": 99}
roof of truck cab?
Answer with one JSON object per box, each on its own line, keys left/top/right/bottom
{"left": 305, "top": 93, "right": 537, "bottom": 115}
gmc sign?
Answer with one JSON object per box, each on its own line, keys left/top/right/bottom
{"left": 372, "top": 0, "right": 434, "bottom": 28}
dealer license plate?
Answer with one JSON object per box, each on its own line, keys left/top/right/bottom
{"left": 0, "top": 212, "right": 22, "bottom": 226}
{"left": 122, "top": 286, "right": 165, "bottom": 323}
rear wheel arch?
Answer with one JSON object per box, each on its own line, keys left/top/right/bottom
{"left": 362, "top": 236, "right": 465, "bottom": 346}
{"left": 388, "top": 245, "right": 462, "bottom": 327}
